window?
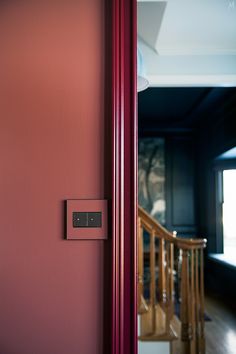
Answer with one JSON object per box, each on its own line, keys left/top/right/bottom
{"left": 222, "top": 169, "right": 236, "bottom": 258}
{"left": 214, "top": 147, "right": 236, "bottom": 261}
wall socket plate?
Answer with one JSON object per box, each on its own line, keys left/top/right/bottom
{"left": 66, "top": 200, "right": 108, "bottom": 240}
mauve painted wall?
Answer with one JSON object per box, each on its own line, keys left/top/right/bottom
{"left": 0, "top": 1, "right": 106, "bottom": 353}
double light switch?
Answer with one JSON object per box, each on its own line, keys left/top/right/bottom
{"left": 73, "top": 212, "right": 102, "bottom": 228}
{"left": 66, "top": 200, "right": 107, "bottom": 240}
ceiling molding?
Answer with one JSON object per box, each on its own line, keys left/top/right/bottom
{"left": 138, "top": 0, "right": 236, "bottom": 82}
{"left": 155, "top": 48, "right": 236, "bottom": 56}
{"left": 148, "top": 75, "right": 236, "bottom": 87}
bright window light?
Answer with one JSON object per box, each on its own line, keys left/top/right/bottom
{"left": 223, "top": 169, "right": 236, "bottom": 258}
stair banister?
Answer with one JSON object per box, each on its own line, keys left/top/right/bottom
{"left": 138, "top": 206, "right": 206, "bottom": 354}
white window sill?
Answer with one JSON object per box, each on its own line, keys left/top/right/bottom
{"left": 208, "top": 253, "right": 236, "bottom": 269}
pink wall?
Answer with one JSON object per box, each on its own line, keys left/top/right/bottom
{"left": 0, "top": 1, "right": 106, "bottom": 353}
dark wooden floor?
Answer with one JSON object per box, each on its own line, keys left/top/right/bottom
{"left": 205, "top": 293, "right": 236, "bottom": 354}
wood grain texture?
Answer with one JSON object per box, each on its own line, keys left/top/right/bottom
{"left": 139, "top": 304, "right": 178, "bottom": 342}
{"left": 150, "top": 230, "right": 156, "bottom": 333}
{"left": 139, "top": 206, "right": 206, "bottom": 249}
{"left": 138, "top": 206, "right": 206, "bottom": 354}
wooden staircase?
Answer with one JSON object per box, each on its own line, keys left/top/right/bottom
{"left": 138, "top": 206, "right": 207, "bottom": 354}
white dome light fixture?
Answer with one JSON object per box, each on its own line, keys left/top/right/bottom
{"left": 137, "top": 45, "right": 149, "bottom": 92}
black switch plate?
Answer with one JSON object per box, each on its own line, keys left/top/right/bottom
{"left": 73, "top": 212, "right": 88, "bottom": 227}
{"left": 88, "top": 212, "right": 102, "bottom": 228}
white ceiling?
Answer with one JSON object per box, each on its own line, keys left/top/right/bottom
{"left": 138, "top": 0, "right": 236, "bottom": 86}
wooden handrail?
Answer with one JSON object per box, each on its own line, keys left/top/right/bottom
{"left": 138, "top": 206, "right": 207, "bottom": 249}
{"left": 138, "top": 205, "right": 207, "bottom": 354}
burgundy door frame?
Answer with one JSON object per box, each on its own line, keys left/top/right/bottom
{"left": 111, "top": 0, "right": 137, "bottom": 354}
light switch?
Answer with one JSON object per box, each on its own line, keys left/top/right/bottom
{"left": 72, "top": 211, "right": 102, "bottom": 228}
{"left": 88, "top": 212, "right": 102, "bottom": 228}
{"left": 73, "top": 212, "right": 87, "bottom": 228}
{"left": 66, "top": 200, "right": 108, "bottom": 240}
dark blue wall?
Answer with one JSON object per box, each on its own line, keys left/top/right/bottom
{"left": 139, "top": 87, "right": 236, "bottom": 299}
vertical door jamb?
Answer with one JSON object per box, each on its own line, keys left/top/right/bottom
{"left": 111, "top": 0, "right": 137, "bottom": 353}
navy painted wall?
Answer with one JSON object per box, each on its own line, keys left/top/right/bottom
{"left": 139, "top": 87, "right": 236, "bottom": 300}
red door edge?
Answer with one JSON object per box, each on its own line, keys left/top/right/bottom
{"left": 111, "top": 0, "right": 137, "bottom": 354}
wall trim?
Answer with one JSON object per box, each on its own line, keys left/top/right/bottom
{"left": 148, "top": 74, "right": 236, "bottom": 87}
{"left": 111, "top": 0, "right": 137, "bottom": 353}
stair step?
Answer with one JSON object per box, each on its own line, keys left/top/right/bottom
{"left": 139, "top": 327, "right": 177, "bottom": 342}
{"left": 138, "top": 295, "right": 149, "bottom": 315}
{"left": 139, "top": 304, "right": 179, "bottom": 342}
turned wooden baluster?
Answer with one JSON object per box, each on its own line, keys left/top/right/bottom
{"left": 158, "top": 238, "right": 166, "bottom": 304}
{"left": 180, "top": 249, "right": 192, "bottom": 354}
{"left": 165, "top": 241, "right": 169, "bottom": 334}
{"left": 138, "top": 217, "right": 148, "bottom": 314}
{"left": 170, "top": 232, "right": 176, "bottom": 317}
{"left": 190, "top": 249, "right": 196, "bottom": 354}
{"left": 163, "top": 233, "right": 176, "bottom": 333}
{"left": 195, "top": 249, "right": 200, "bottom": 354}
{"left": 165, "top": 241, "right": 172, "bottom": 334}
{"left": 150, "top": 229, "right": 156, "bottom": 334}
{"left": 165, "top": 242, "right": 170, "bottom": 302}
{"left": 199, "top": 248, "right": 206, "bottom": 354}
{"left": 137, "top": 217, "right": 143, "bottom": 311}
{"left": 163, "top": 239, "right": 175, "bottom": 335}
